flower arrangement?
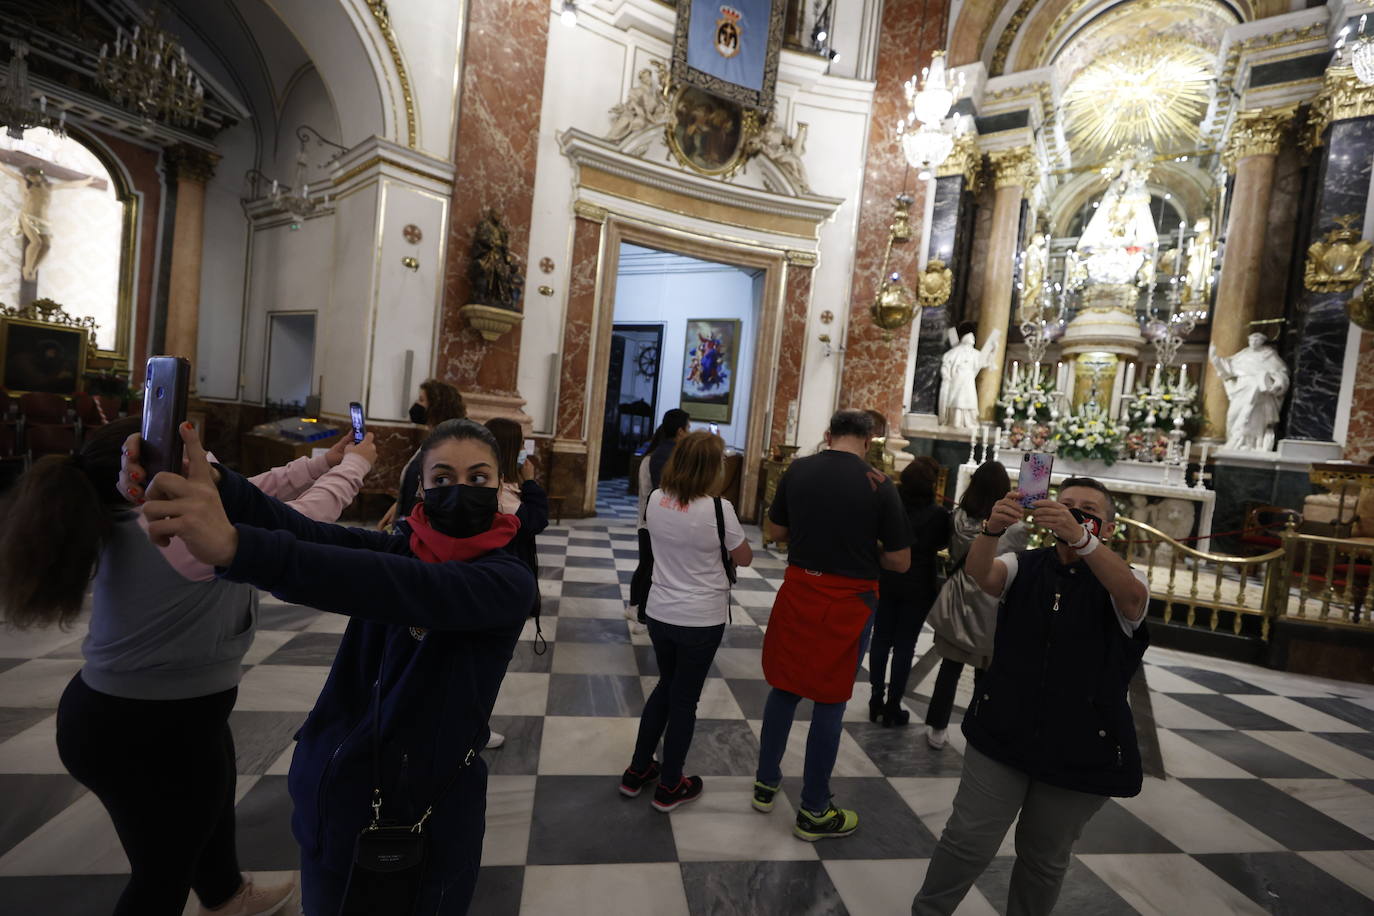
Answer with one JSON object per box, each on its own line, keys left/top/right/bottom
{"left": 1054, "top": 401, "right": 1129, "bottom": 464}
{"left": 996, "top": 371, "right": 1058, "bottom": 425}
{"left": 1122, "top": 366, "right": 1200, "bottom": 439}
{"left": 1123, "top": 430, "right": 1173, "bottom": 463}
{"left": 1007, "top": 422, "right": 1054, "bottom": 451}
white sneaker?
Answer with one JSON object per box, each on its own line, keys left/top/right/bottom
{"left": 486, "top": 731, "right": 505, "bottom": 750}
{"left": 926, "top": 726, "right": 947, "bottom": 750}
{"left": 624, "top": 602, "right": 639, "bottom": 621}
{"left": 198, "top": 875, "right": 297, "bottom": 916}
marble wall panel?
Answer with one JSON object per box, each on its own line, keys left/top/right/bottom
{"left": 962, "top": 185, "right": 995, "bottom": 327}
{"left": 548, "top": 449, "right": 590, "bottom": 519}
{"left": 438, "top": 0, "right": 551, "bottom": 396}
{"left": 554, "top": 216, "right": 603, "bottom": 441}
{"left": 769, "top": 265, "right": 812, "bottom": 450}
{"left": 910, "top": 175, "right": 970, "bottom": 414}
{"left": 837, "top": 0, "right": 951, "bottom": 428}
{"left": 1287, "top": 117, "right": 1374, "bottom": 442}
{"left": 1258, "top": 145, "right": 1304, "bottom": 325}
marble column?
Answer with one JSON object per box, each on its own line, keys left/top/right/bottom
{"left": 911, "top": 135, "right": 980, "bottom": 415}
{"left": 1203, "top": 106, "right": 1294, "bottom": 442}
{"left": 769, "top": 253, "right": 814, "bottom": 449}
{"left": 1286, "top": 71, "right": 1374, "bottom": 444}
{"left": 162, "top": 145, "right": 219, "bottom": 374}
{"left": 439, "top": 0, "right": 551, "bottom": 423}
{"left": 837, "top": 0, "right": 950, "bottom": 431}
{"left": 548, "top": 204, "right": 606, "bottom": 518}
{"left": 976, "top": 146, "right": 1036, "bottom": 420}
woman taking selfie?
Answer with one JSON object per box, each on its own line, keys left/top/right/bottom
{"left": 0, "top": 417, "right": 373, "bottom": 916}
{"left": 619, "top": 431, "right": 753, "bottom": 810}
{"left": 128, "top": 418, "right": 534, "bottom": 915}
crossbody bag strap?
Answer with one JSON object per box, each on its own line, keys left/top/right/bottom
{"left": 713, "top": 496, "right": 737, "bottom": 622}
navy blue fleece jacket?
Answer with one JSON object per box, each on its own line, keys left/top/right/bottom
{"left": 213, "top": 466, "right": 535, "bottom": 870}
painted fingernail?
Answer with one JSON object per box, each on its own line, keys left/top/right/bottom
{"left": 129, "top": 486, "right": 141, "bottom": 496}
{"left": 131, "top": 471, "right": 142, "bottom": 482}
{"left": 182, "top": 422, "right": 193, "bottom": 430}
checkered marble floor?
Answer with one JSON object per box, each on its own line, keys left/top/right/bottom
{"left": 3, "top": 481, "right": 1374, "bottom": 915}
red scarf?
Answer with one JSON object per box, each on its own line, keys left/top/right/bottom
{"left": 408, "top": 504, "right": 520, "bottom": 563}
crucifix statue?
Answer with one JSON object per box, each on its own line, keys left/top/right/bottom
{"left": 0, "top": 149, "right": 106, "bottom": 285}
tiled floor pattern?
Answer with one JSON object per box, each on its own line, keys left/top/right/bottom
{"left": 2, "top": 481, "right": 1374, "bottom": 914}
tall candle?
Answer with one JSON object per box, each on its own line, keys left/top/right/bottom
{"left": 1152, "top": 363, "right": 1162, "bottom": 392}
{"left": 1124, "top": 362, "right": 1136, "bottom": 394}
{"left": 1033, "top": 361, "right": 1041, "bottom": 384}
{"left": 1012, "top": 360, "right": 1020, "bottom": 384}
{"left": 785, "top": 400, "right": 798, "bottom": 446}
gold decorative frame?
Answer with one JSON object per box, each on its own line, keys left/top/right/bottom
{"left": 671, "top": 0, "right": 785, "bottom": 113}
{"left": 0, "top": 311, "right": 90, "bottom": 395}
{"left": 679, "top": 317, "right": 742, "bottom": 424}
{"left": 664, "top": 85, "right": 758, "bottom": 178}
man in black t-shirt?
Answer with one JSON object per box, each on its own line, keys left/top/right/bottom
{"left": 753, "top": 409, "right": 913, "bottom": 842}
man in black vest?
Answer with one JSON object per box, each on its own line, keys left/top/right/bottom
{"left": 913, "top": 477, "right": 1149, "bottom": 916}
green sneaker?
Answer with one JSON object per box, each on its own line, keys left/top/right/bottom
{"left": 793, "top": 804, "right": 859, "bottom": 841}
{"left": 751, "top": 780, "right": 781, "bottom": 813}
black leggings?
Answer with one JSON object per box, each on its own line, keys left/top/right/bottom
{"left": 55, "top": 673, "right": 243, "bottom": 916}
{"left": 868, "top": 591, "right": 933, "bottom": 707}
{"left": 925, "top": 658, "right": 984, "bottom": 731}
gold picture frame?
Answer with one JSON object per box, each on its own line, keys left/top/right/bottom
{"left": 0, "top": 313, "right": 89, "bottom": 396}
{"left": 665, "top": 85, "right": 758, "bottom": 178}
{"left": 680, "top": 317, "right": 741, "bottom": 424}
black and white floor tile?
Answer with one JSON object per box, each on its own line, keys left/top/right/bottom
{"left": 3, "top": 480, "right": 1374, "bottom": 914}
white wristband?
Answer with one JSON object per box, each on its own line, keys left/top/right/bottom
{"left": 1076, "top": 535, "right": 1100, "bottom": 557}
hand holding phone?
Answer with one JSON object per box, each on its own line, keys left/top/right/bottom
{"left": 349, "top": 402, "right": 366, "bottom": 444}
{"left": 1018, "top": 451, "right": 1053, "bottom": 508}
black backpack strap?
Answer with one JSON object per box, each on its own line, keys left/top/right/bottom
{"left": 714, "top": 497, "right": 738, "bottom": 623}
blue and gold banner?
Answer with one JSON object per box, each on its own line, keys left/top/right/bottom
{"left": 672, "top": 0, "right": 783, "bottom": 112}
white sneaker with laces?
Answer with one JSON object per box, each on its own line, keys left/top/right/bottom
{"left": 623, "top": 602, "right": 639, "bottom": 621}
{"left": 198, "top": 874, "right": 297, "bottom": 916}
{"left": 926, "top": 726, "right": 948, "bottom": 749}
{"left": 486, "top": 731, "right": 505, "bottom": 749}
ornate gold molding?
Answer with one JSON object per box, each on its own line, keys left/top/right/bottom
{"left": 365, "top": 0, "right": 417, "bottom": 150}
{"left": 989, "top": 0, "right": 1037, "bottom": 76}
{"left": 784, "top": 249, "right": 817, "bottom": 267}
{"left": 919, "top": 259, "right": 953, "bottom": 308}
{"left": 989, "top": 146, "right": 1038, "bottom": 191}
{"left": 1304, "top": 66, "right": 1374, "bottom": 150}
{"left": 164, "top": 144, "right": 221, "bottom": 184}
{"left": 572, "top": 199, "right": 609, "bottom": 224}
{"left": 936, "top": 134, "right": 983, "bottom": 192}
{"left": 1304, "top": 215, "right": 1371, "bottom": 293}
{"left": 1221, "top": 105, "right": 1296, "bottom": 172}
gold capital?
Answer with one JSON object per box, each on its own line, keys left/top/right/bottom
{"left": 936, "top": 134, "right": 983, "bottom": 192}
{"left": 785, "top": 249, "right": 818, "bottom": 267}
{"left": 1221, "top": 105, "right": 1295, "bottom": 171}
{"left": 988, "top": 146, "right": 1038, "bottom": 191}
{"left": 164, "top": 144, "right": 220, "bottom": 184}
{"left": 572, "top": 200, "right": 609, "bottom": 224}
{"left": 1304, "top": 66, "right": 1374, "bottom": 151}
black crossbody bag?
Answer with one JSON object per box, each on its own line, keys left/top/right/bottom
{"left": 339, "top": 655, "right": 487, "bottom": 916}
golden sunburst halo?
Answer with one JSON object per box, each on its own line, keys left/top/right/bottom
{"left": 1062, "top": 39, "right": 1214, "bottom": 152}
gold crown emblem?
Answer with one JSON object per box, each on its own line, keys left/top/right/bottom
{"left": 719, "top": 5, "right": 742, "bottom": 23}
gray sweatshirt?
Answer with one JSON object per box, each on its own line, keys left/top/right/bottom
{"left": 80, "top": 511, "right": 258, "bottom": 700}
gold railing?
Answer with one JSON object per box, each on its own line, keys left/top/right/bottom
{"left": 1111, "top": 517, "right": 1285, "bottom": 640}
{"left": 1275, "top": 520, "right": 1374, "bottom": 629}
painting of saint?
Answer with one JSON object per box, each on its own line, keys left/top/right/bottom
{"left": 680, "top": 318, "right": 740, "bottom": 423}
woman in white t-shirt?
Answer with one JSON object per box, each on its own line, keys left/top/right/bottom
{"left": 618, "top": 430, "right": 753, "bottom": 812}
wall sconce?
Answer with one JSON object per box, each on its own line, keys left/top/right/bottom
{"left": 401, "top": 256, "right": 419, "bottom": 271}
{"left": 818, "top": 332, "right": 845, "bottom": 358}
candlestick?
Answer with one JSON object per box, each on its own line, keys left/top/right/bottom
{"left": 1012, "top": 360, "right": 1020, "bottom": 385}
{"left": 1152, "top": 363, "right": 1162, "bottom": 392}
{"left": 1033, "top": 361, "right": 1042, "bottom": 384}
{"left": 1194, "top": 442, "right": 1210, "bottom": 490}
{"left": 785, "top": 400, "right": 798, "bottom": 447}
{"left": 1124, "top": 362, "right": 1135, "bottom": 395}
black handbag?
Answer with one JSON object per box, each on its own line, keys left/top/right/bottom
{"left": 339, "top": 651, "right": 486, "bottom": 916}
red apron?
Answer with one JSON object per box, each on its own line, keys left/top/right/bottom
{"left": 761, "top": 566, "right": 879, "bottom": 704}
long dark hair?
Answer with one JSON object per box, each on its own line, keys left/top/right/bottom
{"left": 0, "top": 416, "right": 140, "bottom": 630}
{"left": 484, "top": 417, "right": 523, "bottom": 483}
{"left": 645, "top": 408, "right": 690, "bottom": 455}
{"left": 959, "top": 460, "right": 1010, "bottom": 520}
{"left": 419, "top": 379, "right": 466, "bottom": 427}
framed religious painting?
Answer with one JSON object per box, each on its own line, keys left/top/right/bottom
{"left": 0, "top": 314, "right": 88, "bottom": 395}
{"left": 671, "top": 0, "right": 785, "bottom": 113}
{"left": 665, "top": 86, "right": 750, "bottom": 176}
{"left": 680, "top": 318, "right": 741, "bottom": 424}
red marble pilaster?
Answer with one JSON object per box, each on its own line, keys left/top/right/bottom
{"left": 837, "top": 0, "right": 951, "bottom": 429}
{"left": 1345, "top": 331, "right": 1374, "bottom": 461}
{"left": 769, "top": 262, "right": 813, "bottom": 450}
{"left": 554, "top": 215, "right": 604, "bottom": 441}
{"left": 438, "top": 0, "right": 551, "bottom": 395}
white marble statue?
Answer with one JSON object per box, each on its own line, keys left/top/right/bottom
{"left": 1209, "top": 333, "right": 1289, "bottom": 451}
{"left": 0, "top": 163, "right": 98, "bottom": 281}
{"left": 939, "top": 324, "right": 1002, "bottom": 429}
{"left": 606, "top": 65, "right": 669, "bottom": 142}
{"left": 744, "top": 116, "right": 810, "bottom": 192}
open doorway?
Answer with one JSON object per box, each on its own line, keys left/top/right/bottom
{"left": 599, "top": 242, "right": 764, "bottom": 503}
{"left": 265, "top": 312, "right": 316, "bottom": 413}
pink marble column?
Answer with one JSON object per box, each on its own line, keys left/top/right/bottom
{"left": 769, "top": 260, "right": 813, "bottom": 450}
{"left": 547, "top": 212, "right": 604, "bottom": 517}
{"left": 439, "top": 0, "right": 550, "bottom": 407}
{"left": 838, "top": 0, "right": 950, "bottom": 429}
{"left": 162, "top": 145, "right": 219, "bottom": 378}
{"left": 1346, "top": 332, "right": 1374, "bottom": 461}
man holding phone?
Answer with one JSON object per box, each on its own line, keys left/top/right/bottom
{"left": 913, "top": 477, "right": 1150, "bottom": 916}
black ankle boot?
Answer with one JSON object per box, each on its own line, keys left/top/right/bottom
{"left": 868, "top": 690, "right": 884, "bottom": 723}
{"left": 881, "top": 701, "right": 910, "bottom": 727}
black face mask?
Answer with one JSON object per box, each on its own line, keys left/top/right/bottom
{"left": 408, "top": 403, "right": 427, "bottom": 425}
{"left": 422, "top": 484, "right": 497, "bottom": 538}
{"left": 1070, "top": 507, "right": 1104, "bottom": 538}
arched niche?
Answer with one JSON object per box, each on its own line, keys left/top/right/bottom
{"left": 1048, "top": 161, "right": 1215, "bottom": 237}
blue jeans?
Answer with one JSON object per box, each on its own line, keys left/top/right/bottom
{"left": 755, "top": 612, "right": 874, "bottom": 814}
{"left": 631, "top": 617, "right": 725, "bottom": 786}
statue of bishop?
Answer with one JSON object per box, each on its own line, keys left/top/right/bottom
{"left": 939, "top": 321, "right": 1001, "bottom": 429}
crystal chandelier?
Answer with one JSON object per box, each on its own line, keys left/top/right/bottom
{"left": 96, "top": 20, "right": 204, "bottom": 127}
{"left": 0, "top": 41, "right": 66, "bottom": 139}
{"left": 1347, "top": 16, "right": 1374, "bottom": 87}
{"left": 896, "top": 49, "right": 964, "bottom": 176}
{"left": 908, "top": 51, "right": 963, "bottom": 126}
{"left": 898, "top": 122, "right": 955, "bottom": 177}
